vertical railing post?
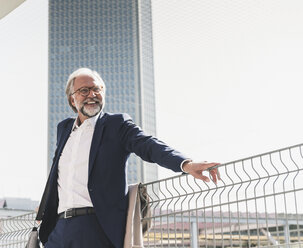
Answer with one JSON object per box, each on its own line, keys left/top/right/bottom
{"left": 284, "top": 223, "right": 290, "bottom": 248}
{"left": 190, "top": 218, "right": 198, "bottom": 248}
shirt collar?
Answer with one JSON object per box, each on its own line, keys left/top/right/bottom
{"left": 72, "top": 112, "right": 101, "bottom": 131}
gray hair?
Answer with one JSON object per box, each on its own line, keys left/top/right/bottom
{"left": 65, "top": 68, "right": 106, "bottom": 113}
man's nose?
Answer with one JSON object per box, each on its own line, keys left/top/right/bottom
{"left": 87, "top": 89, "right": 97, "bottom": 98}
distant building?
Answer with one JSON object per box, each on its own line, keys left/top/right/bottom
{"left": 48, "top": 0, "right": 157, "bottom": 184}
{"left": 0, "top": 208, "right": 32, "bottom": 219}
{"left": 0, "top": 197, "right": 38, "bottom": 218}
{"left": 0, "top": 197, "right": 38, "bottom": 211}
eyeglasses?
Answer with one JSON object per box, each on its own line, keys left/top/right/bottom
{"left": 71, "top": 86, "right": 103, "bottom": 97}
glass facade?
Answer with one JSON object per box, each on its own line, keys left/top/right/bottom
{"left": 48, "top": 0, "right": 157, "bottom": 184}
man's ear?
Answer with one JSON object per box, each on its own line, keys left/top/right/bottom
{"left": 70, "top": 96, "right": 76, "bottom": 107}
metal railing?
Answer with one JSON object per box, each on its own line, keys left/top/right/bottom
{"left": 140, "top": 144, "right": 303, "bottom": 247}
{"left": 0, "top": 212, "right": 36, "bottom": 247}
{"left": 0, "top": 143, "right": 303, "bottom": 247}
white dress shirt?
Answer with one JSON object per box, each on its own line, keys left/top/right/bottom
{"left": 57, "top": 113, "right": 100, "bottom": 214}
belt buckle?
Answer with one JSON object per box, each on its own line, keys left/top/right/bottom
{"left": 64, "top": 208, "right": 73, "bottom": 219}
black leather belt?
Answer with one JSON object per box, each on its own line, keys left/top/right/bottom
{"left": 58, "top": 207, "right": 95, "bottom": 219}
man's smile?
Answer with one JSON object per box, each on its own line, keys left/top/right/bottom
{"left": 83, "top": 99, "right": 101, "bottom": 107}
{"left": 85, "top": 101, "right": 99, "bottom": 106}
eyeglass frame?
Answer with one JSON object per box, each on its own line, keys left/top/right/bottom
{"left": 70, "top": 85, "right": 104, "bottom": 97}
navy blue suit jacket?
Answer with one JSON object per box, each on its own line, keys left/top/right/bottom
{"left": 39, "top": 112, "right": 187, "bottom": 248}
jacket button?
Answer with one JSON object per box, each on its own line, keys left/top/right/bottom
{"left": 89, "top": 189, "right": 93, "bottom": 192}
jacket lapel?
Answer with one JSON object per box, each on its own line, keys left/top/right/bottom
{"left": 56, "top": 120, "right": 74, "bottom": 161}
{"left": 88, "top": 112, "right": 107, "bottom": 177}
{"left": 47, "top": 118, "right": 74, "bottom": 193}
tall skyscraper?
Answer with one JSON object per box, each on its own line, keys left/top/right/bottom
{"left": 48, "top": 0, "right": 157, "bottom": 184}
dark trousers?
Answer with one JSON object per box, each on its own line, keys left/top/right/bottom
{"left": 44, "top": 215, "right": 115, "bottom": 248}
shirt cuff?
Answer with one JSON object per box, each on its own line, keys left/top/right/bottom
{"left": 180, "top": 159, "right": 192, "bottom": 173}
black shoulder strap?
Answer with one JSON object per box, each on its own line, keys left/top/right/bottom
{"left": 35, "top": 172, "right": 51, "bottom": 221}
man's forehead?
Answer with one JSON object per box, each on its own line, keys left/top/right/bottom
{"left": 74, "top": 74, "right": 96, "bottom": 82}
{"left": 73, "top": 74, "right": 103, "bottom": 86}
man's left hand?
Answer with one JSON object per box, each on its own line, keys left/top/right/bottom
{"left": 182, "top": 161, "right": 221, "bottom": 184}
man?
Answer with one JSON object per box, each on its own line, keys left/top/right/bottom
{"left": 40, "top": 68, "right": 220, "bottom": 248}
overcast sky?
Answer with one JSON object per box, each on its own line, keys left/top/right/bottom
{"left": 0, "top": 0, "right": 303, "bottom": 200}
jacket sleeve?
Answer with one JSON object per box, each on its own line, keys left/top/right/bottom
{"left": 118, "top": 113, "right": 187, "bottom": 172}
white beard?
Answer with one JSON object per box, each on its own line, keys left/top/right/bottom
{"left": 81, "top": 103, "right": 102, "bottom": 117}
{"left": 74, "top": 97, "right": 103, "bottom": 118}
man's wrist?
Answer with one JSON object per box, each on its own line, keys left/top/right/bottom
{"left": 180, "top": 159, "right": 192, "bottom": 173}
